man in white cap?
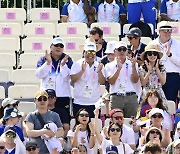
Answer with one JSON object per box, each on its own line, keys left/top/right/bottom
{"left": 36, "top": 37, "right": 73, "bottom": 123}
{"left": 152, "top": 21, "right": 180, "bottom": 103}
{"left": 174, "top": 139, "right": 180, "bottom": 154}
{"left": 70, "top": 41, "right": 105, "bottom": 117}
{"left": 105, "top": 41, "right": 139, "bottom": 118}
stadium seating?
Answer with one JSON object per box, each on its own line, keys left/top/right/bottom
{"left": 0, "top": 86, "right": 5, "bottom": 99}
{"left": 18, "top": 101, "right": 37, "bottom": 114}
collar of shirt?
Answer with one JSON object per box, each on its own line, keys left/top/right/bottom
{"left": 104, "top": 0, "right": 116, "bottom": 5}
{"left": 169, "top": 0, "right": 179, "bottom": 5}
{"left": 70, "top": 0, "right": 83, "bottom": 6}
{"left": 131, "top": 42, "right": 142, "bottom": 53}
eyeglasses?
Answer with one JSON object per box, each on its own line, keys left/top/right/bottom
{"left": 147, "top": 51, "right": 158, "bottom": 56}
{"left": 0, "top": 146, "right": 5, "bottom": 150}
{"left": 110, "top": 127, "right": 121, "bottom": 132}
{"left": 116, "top": 47, "right": 127, "bottom": 52}
{"left": 149, "top": 130, "right": 161, "bottom": 135}
{"left": 79, "top": 113, "right": 89, "bottom": 117}
{"left": 112, "top": 116, "right": 124, "bottom": 121}
{"left": 5, "top": 133, "right": 16, "bottom": 138}
{"left": 48, "top": 96, "right": 55, "bottom": 99}
{"left": 85, "top": 50, "right": 96, "bottom": 55}
{"left": 151, "top": 114, "right": 163, "bottom": 119}
{"left": 37, "top": 96, "right": 47, "bottom": 102}
{"left": 5, "top": 103, "right": 18, "bottom": 108}
{"left": 127, "top": 36, "right": 135, "bottom": 40}
{"left": 26, "top": 147, "right": 37, "bottom": 151}
{"left": 161, "top": 29, "right": 172, "bottom": 33}
{"left": 54, "top": 43, "right": 64, "bottom": 48}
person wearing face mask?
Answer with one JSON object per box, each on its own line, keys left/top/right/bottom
{"left": 36, "top": 37, "right": 73, "bottom": 125}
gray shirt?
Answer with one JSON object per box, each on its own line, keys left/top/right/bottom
{"left": 25, "top": 110, "right": 63, "bottom": 154}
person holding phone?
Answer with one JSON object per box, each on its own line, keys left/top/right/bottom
{"left": 139, "top": 44, "right": 166, "bottom": 104}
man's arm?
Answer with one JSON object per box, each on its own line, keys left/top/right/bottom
{"left": 83, "top": 0, "right": 96, "bottom": 14}
{"left": 160, "top": 14, "right": 178, "bottom": 21}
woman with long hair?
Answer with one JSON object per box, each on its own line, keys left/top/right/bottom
{"left": 94, "top": 109, "right": 134, "bottom": 154}
{"left": 67, "top": 108, "right": 95, "bottom": 154}
{"left": 139, "top": 44, "right": 167, "bottom": 104}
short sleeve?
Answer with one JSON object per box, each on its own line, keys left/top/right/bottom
{"left": 160, "top": 0, "right": 168, "bottom": 14}
{"left": 25, "top": 112, "right": 35, "bottom": 124}
{"left": 53, "top": 112, "right": 63, "bottom": 128}
{"left": 67, "top": 130, "right": 74, "bottom": 137}
{"left": 125, "top": 143, "right": 134, "bottom": 154}
{"left": 117, "top": 2, "right": 126, "bottom": 14}
{"left": 61, "top": 3, "right": 69, "bottom": 16}
{"left": 70, "top": 61, "right": 82, "bottom": 75}
{"left": 93, "top": 3, "right": 101, "bottom": 13}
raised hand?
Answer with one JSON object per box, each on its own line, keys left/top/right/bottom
{"left": 45, "top": 50, "right": 52, "bottom": 65}
{"left": 130, "top": 57, "right": 137, "bottom": 67}
{"left": 116, "top": 57, "right": 123, "bottom": 69}
{"left": 145, "top": 60, "right": 152, "bottom": 73}
{"left": 97, "top": 63, "right": 103, "bottom": 73}
{"left": 165, "top": 43, "right": 171, "bottom": 56}
{"left": 88, "top": 122, "right": 95, "bottom": 132}
{"left": 155, "top": 59, "right": 159, "bottom": 70}
{"left": 61, "top": 55, "right": 69, "bottom": 66}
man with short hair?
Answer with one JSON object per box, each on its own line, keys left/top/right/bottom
{"left": 26, "top": 141, "right": 40, "bottom": 154}
{"left": 24, "top": 90, "right": 64, "bottom": 154}
{"left": 105, "top": 41, "right": 139, "bottom": 118}
{"left": 126, "top": 27, "right": 146, "bottom": 66}
{"left": 36, "top": 37, "right": 73, "bottom": 123}
{"left": 90, "top": 27, "right": 107, "bottom": 58}
{"left": 143, "top": 142, "right": 162, "bottom": 154}
{"left": 152, "top": 21, "right": 180, "bottom": 102}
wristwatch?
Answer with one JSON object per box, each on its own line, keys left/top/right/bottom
{"left": 168, "top": 53, "right": 172, "bottom": 57}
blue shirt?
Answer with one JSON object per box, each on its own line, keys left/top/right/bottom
{"left": 5, "top": 148, "right": 15, "bottom": 154}
{"left": 0, "top": 125, "right": 24, "bottom": 142}
{"left": 94, "top": 0, "right": 126, "bottom": 22}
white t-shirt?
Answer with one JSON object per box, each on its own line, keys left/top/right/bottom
{"left": 67, "top": 130, "right": 94, "bottom": 154}
{"left": 70, "top": 58, "right": 105, "bottom": 105}
{"left": 101, "top": 138, "right": 134, "bottom": 154}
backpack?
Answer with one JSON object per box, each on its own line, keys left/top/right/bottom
{"left": 130, "top": 21, "right": 152, "bottom": 37}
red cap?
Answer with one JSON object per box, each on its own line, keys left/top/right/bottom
{"left": 109, "top": 108, "right": 123, "bottom": 118}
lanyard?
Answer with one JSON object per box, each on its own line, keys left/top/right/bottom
{"left": 50, "top": 60, "right": 61, "bottom": 75}
{"left": 104, "top": 4, "right": 115, "bottom": 20}
{"left": 83, "top": 64, "right": 96, "bottom": 81}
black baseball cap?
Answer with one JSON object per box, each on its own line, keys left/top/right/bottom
{"left": 126, "top": 27, "right": 142, "bottom": 37}
{"left": 45, "top": 89, "right": 56, "bottom": 97}
{"left": 26, "top": 141, "right": 38, "bottom": 149}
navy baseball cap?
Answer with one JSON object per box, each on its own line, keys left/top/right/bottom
{"left": 45, "top": 89, "right": 56, "bottom": 97}
{"left": 106, "top": 145, "right": 118, "bottom": 154}
{"left": 126, "top": 27, "right": 142, "bottom": 37}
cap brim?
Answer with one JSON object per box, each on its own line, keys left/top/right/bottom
{"left": 79, "top": 44, "right": 102, "bottom": 52}
{"left": 35, "top": 95, "right": 48, "bottom": 99}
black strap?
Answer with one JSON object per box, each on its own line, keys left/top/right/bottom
{"left": 36, "top": 112, "right": 45, "bottom": 128}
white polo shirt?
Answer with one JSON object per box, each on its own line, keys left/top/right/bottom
{"left": 93, "top": 0, "right": 126, "bottom": 22}
{"left": 70, "top": 58, "right": 105, "bottom": 105}
{"left": 61, "top": 0, "right": 88, "bottom": 23}
{"left": 105, "top": 58, "right": 138, "bottom": 94}
{"left": 160, "top": 0, "right": 180, "bottom": 20}
{"left": 152, "top": 38, "right": 180, "bottom": 73}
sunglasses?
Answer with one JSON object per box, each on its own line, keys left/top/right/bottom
{"left": 151, "top": 114, "right": 163, "bottom": 119}
{"left": 85, "top": 50, "right": 96, "bottom": 55}
{"left": 149, "top": 130, "right": 161, "bottom": 135}
{"left": 6, "top": 133, "right": 16, "bottom": 138}
{"left": 0, "top": 146, "right": 5, "bottom": 150}
{"left": 161, "top": 29, "right": 172, "bottom": 33}
{"left": 79, "top": 113, "right": 89, "bottom": 117}
{"left": 147, "top": 51, "right": 158, "bottom": 56}
{"left": 116, "top": 47, "right": 127, "bottom": 52}
{"left": 37, "top": 96, "right": 47, "bottom": 102}
{"left": 48, "top": 96, "right": 55, "bottom": 99}
{"left": 112, "top": 116, "right": 124, "bottom": 121}
{"left": 127, "top": 36, "right": 135, "bottom": 40}
{"left": 26, "top": 147, "right": 37, "bottom": 151}
{"left": 5, "top": 103, "right": 18, "bottom": 108}
{"left": 110, "top": 127, "right": 121, "bottom": 132}
{"left": 54, "top": 43, "right": 64, "bottom": 48}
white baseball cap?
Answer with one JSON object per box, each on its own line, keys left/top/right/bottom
{"left": 149, "top": 108, "right": 164, "bottom": 118}
{"left": 105, "top": 41, "right": 117, "bottom": 54}
{"left": 115, "top": 41, "right": 127, "bottom": 49}
{"left": 51, "top": 37, "right": 64, "bottom": 46}
{"left": 84, "top": 42, "right": 97, "bottom": 51}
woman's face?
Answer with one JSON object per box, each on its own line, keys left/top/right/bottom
{"left": 146, "top": 51, "right": 158, "bottom": 62}
{"left": 78, "top": 111, "right": 89, "bottom": 125}
{"left": 148, "top": 94, "right": 159, "bottom": 108}
{"left": 78, "top": 145, "right": 87, "bottom": 154}
{"left": 109, "top": 124, "right": 121, "bottom": 138}
{"left": 148, "top": 129, "right": 161, "bottom": 142}
{"left": 151, "top": 113, "right": 163, "bottom": 125}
